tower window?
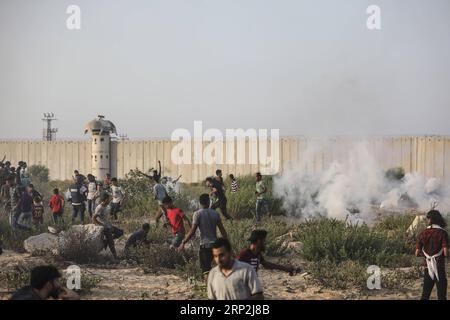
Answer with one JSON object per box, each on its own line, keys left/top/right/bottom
{"left": 100, "top": 138, "right": 104, "bottom": 142}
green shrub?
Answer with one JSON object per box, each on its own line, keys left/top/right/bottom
{"left": 0, "top": 217, "right": 34, "bottom": 252}
{"left": 175, "top": 256, "right": 203, "bottom": 282}
{"left": 28, "top": 165, "right": 50, "bottom": 183}
{"left": 128, "top": 243, "right": 197, "bottom": 272}
{"left": 305, "top": 260, "right": 367, "bottom": 290}
{"left": 223, "top": 217, "right": 291, "bottom": 257}
{"left": 295, "top": 217, "right": 416, "bottom": 267}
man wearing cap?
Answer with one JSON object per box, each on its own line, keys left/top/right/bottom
{"left": 237, "top": 229, "right": 296, "bottom": 275}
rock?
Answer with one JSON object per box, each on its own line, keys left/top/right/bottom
{"left": 59, "top": 224, "right": 105, "bottom": 254}
{"left": 24, "top": 224, "right": 105, "bottom": 256}
{"left": 24, "top": 233, "right": 60, "bottom": 255}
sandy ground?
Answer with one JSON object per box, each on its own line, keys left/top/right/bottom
{"left": 0, "top": 249, "right": 427, "bottom": 300}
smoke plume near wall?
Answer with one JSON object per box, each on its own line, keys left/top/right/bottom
{"left": 273, "top": 140, "right": 450, "bottom": 222}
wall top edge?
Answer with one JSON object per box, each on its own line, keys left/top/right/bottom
{"left": 1, "top": 135, "right": 450, "bottom": 144}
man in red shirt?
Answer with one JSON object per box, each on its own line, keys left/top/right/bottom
{"left": 162, "top": 196, "right": 191, "bottom": 249}
{"left": 416, "top": 210, "right": 449, "bottom": 300}
{"left": 237, "top": 229, "right": 296, "bottom": 275}
{"left": 49, "top": 188, "right": 65, "bottom": 225}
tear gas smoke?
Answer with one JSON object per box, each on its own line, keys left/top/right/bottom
{"left": 273, "top": 141, "right": 450, "bottom": 223}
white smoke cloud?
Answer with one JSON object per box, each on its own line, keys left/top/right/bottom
{"left": 273, "top": 141, "right": 450, "bottom": 222}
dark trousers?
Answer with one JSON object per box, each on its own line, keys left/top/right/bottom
{"left": 110, "top": 203, "right": 121, "bottom": 220}
{"left": 53, "top": 211, "right": 64, "bottom": 225}
{"left": 255, "top": 199, "right": 270, "bottom": 222}
{"left": 211, "top": 197, "right": 232, "bottom": 220}
{"left": 10, "top": 208, "right": 31, "bottom": 231}
{"left": 199, "top": 245, "right": 214, "bottom": 275}
{"left": 421, "top": 266, "right": 447, "bottom": 300}
{"left": 103, "top": 226, "right": 123, "bottom": 259}
{"left": 72, "top": 204, "right": 85, "bottom": 224}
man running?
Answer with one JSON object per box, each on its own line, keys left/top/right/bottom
{"left": 206, "top": 177, "right": 232, "bottom": 220}
{"left": 416, "top": 209, "right": 449, "bottom": 300}
{"left": 93, "top": 193, "right": 122, "bottom": 260}
{"left": 18, "top": 184, "right": 33, "bottom": 228}
{"left": 207, "top": 238, "right": 264, "bottom": 300}
{"left": 215, "top": 169, "right": 225, "bottom": 190}
{"left": 154, "top": 178, "right": 169, "bottom": 226}
{"left": 153, "top": 160, "right": 162, "bottom": 182}
{"left": 255, "top": 172, "right": 270, "bottom": 222}
{"left": 237, "top": 229, "right": 296, "bottom": 275}
{"left": 93, "top": 182, "right": 105, "bottom": 208}
{"left": 178, "top": 194, "right": 228, "bottom": 280}
{"left": 163, "top": 196, "right": 191, "bottom": 249}
{"left": 8, "top": 176, "right": 29, "bottom": 230}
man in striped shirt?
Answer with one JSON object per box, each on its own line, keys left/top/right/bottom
{"left": 229, "top": 174, "right": 239, "bottom": 193}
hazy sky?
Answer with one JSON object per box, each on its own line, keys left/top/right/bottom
{"left": 1, "top": 0, "right": 449, "bottom": 140}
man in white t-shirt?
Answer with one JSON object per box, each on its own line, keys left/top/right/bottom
{"left": 93, "top": 192, "right": 124, "bottom": 260}
{"left": 86, "top": 174, "right": 97, "bottom": 218}
{"left": 207, "top": 238, "right": 264, "bottom": 300}
{"left": 110, "top": 178, "right": 125, "bottom": 220}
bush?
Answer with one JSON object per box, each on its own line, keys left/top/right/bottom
{"left": 175, "top": 256, "right": 203, "bottom": 282}
{"left": 381, "top": 266, "right": 422, "bottom": 290}
{"left": 305, "top": 260, "right": 368, "bottom": 290}
{"left": 0, "top": 264, "right": 31, "bottom": 291}
{"left": 120, "top": 170, "right": 200, "bottom": 219}
{"left": 295, "top": 217, "right": 416, "bottom": 267}
{"left": 128, "top": 243, "right": 197, "bottom": 272}
{"left": 0, "top": 217, "right": 34, "bottom": 253}
{"left": 120, "top": 170, "right": 158, "bottom": 217}
{"left": 28, "top": 165, "right": 50, "bottom": 183}
{"left": 223, "top": 217, "right": 291, "bottom": 257}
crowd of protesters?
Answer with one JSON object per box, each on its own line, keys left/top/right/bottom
{"left": 1, "top": 157, "right": 448, "bottom": 301}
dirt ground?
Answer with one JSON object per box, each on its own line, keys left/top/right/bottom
{"left": 0, "top": 249, "right": 427, "bottom": 300}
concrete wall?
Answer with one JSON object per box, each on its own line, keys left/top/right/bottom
{"left": 1, "top": 136, "right": 449, "bottom": 183}
{"left": 0, "top": 140, "right": 92, "bottom": 181}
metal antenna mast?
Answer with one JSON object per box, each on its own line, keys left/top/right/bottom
{"left": 42, "top": 113, "right": 58, "bottom": 141}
